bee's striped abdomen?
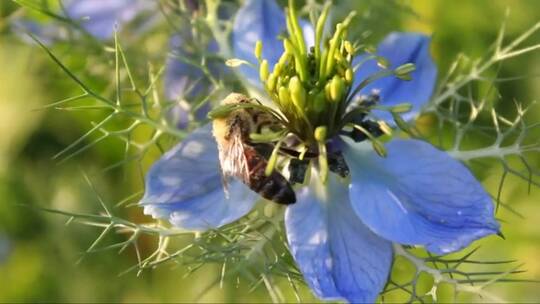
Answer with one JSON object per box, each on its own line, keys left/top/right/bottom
{"left": 243, "top": 145, "right": 296, "bottom": 205}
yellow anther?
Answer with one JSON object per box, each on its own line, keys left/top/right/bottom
{"left": 345, "top": 68, "right": 353, "bottom": 83}
{"left": 259, "top": 59, "right": 269, "bottom": 81}
{"left": 289, "top": 76, "right": 306, "bottom": 109}
{"left": 266, "top": 72, "right": 277, "bottom": 92}
{"left": 254, "top": 40, "right": 263, "bottom": 61}
{"left": 330, "top": 75, "right": 345, "bottom": 102}
{"left": 314, "top": 126, "right": 328, "bottom": 142}
{"left": 278, "top": 86, "right": 291, "bottom": 105}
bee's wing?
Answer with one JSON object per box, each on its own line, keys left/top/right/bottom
{"left": 218, "top": 132, "right": 251, "bottom": 184}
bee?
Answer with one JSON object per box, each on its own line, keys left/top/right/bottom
{"left": 212, "top": 93, "right": 296, "bottom": 205}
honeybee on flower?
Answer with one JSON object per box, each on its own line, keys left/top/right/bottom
{"left": 140, "top": 0, "right": 500, "bottom": 302}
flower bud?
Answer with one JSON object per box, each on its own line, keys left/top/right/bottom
{"left": 254, "top": 40, "right": 263, "bottom": 61}
{"left": 259, "top": 60, "right": 269, "bottom": 82}
{"left": 330, "top": 75, "right": 345, "bottom": 102}
{"left": 314, "top": 126, "right": 328, "bottom": 142}
{"left": 289, "top": 76, "right": 306, "bottom": 109}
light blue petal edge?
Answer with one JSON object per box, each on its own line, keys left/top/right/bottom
{"left": 344, "top": 138, "right": 500, "bottom": 255}
{"left": 140, "top": 124, "right": 258, "bottom": 231}
{"left": 285, "top": 169, "right": 393, "bottom": 303}
{"left": 353, "top": 32, "right": 437, "bottom": 122}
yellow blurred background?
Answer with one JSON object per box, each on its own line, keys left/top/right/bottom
{"left": 0, "top": 0, "right": 538, "bottom": 302}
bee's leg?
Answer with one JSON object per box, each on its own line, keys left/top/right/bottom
{"left": 252, "top": 143, "right": 273, "bottom": 159}
{"left": 288, "top": 158, "right": 309, "bottom": 185}
{"left": 328, "top": 151, "right": 350, "bottom": 178}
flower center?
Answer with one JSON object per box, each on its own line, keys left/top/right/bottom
{"left": 256, "top": 2, "right": 357, "bottom": 143}
{"left": 210, "top": 1, "right": 417, "bottom": 183}
{"left": 253, "top": 1, "right": 413, "bottom": 182}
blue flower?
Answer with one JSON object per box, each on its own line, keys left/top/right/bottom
{"left": 64, "top": 0, "right": 155, "bottom": 39}
{"left": 13, "top": 0, "right": 155, "bottom": 42}
{"left": 14, "top": 0, "right": 211, "bottom": 128}
{"left": 141, "top": 0, "right": 499, "bottom": 302}
{"left": 164, "top": 34, "right": 224, "bottom": 129}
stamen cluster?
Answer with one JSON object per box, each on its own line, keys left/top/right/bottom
{"left": 211, "top": 1, "right": 417, "bottom": 183}
{"left": 256, "top": 1, "right": 356, "bottom": 144}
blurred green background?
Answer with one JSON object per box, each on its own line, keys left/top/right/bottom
{"left": 0, "top": 0, "right": 539, "bottom": 302}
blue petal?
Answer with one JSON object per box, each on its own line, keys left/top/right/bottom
{"left": 164, "top": 36, "right": 220, "bottom": 128}
{"left": 65, "top": 0, "right": 154, "bottom": 40}
{"left": 165, "top": 36, "right": 218, "bottom": 101}
{"left": 141, "top": 125, "right": 258, "bottom": 230}
{"left": 343, "top": 139, "right": 500, "bottom": 255}
{"left": 233, "top": 0, "right": 286, "bottom": 86}
{"left": 11, "top": 20, "right": 67, "bottom": 45}
{"left": 163, "top": 36, "right": 202, "bottom": 129}
{"left": 353, "top": 32, "right": 437, "bottom": 122}
{"left": 285, "top": 171, "right": 392, "bottom": 303}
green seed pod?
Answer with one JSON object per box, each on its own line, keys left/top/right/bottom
{"left": 314, "top": 126, "right": 328, "bottom": 142}
{"left": 260, "top": 60, "right": 269, "bottom": 82}
{"left": 289, "top": 76, "right": 306, "bottom": 109}
{"left": 330, "top": 75, "right": 345, "bottom": 102}
{"left": 254, "top": 40, "right": 263, "bottom": 61}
